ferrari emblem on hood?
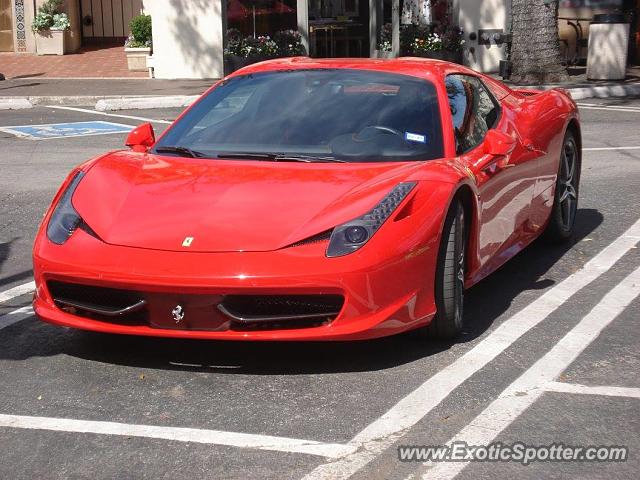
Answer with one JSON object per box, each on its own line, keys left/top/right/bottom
{"left": 182, "top": 237, "right": 194, "bottom": 247}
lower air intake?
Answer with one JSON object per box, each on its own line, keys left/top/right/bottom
{"left": 218, "top": 294, "right": 344, "bottom": 325}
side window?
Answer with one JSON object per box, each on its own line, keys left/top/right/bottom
{"left": 445, "top": 74, "right": 500, "bottom": 154}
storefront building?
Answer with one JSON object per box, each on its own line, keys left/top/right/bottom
{"left": 146, "top": 0, "right": 510, "bottom": 79}
{"left": 2, "top": 1, "right": 637, "bottom": 79}
{"left": 1, "top": 0, "right": 144, "bottom": 54}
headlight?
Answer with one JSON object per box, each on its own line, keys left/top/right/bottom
{"left": 326, "top": 182, "right": 416, "bottom": 257}
{"left": 47, "top": 171, "right": 85, "bottom": 245}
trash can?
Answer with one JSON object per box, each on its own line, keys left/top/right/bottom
{"left": 587, "top": 13, "right": 630, "bottom": 80}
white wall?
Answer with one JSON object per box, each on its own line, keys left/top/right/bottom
{"left": 454, "top": 0, "right": 510, "bottom": 73}
{"left": 147, "top": 0, "right": 224, "bottom": 79}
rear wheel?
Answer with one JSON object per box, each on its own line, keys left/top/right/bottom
{"left": 544, "top": 131, "right": 580, "bottom": 243}
{"left": 425, "top": 201, "right": 466, "bottom": 340}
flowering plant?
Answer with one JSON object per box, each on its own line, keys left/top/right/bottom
{"left": 124, "top": 34, "right": 152, "bottom": 48}
{"left": 273, "top": 29, "right": 306, "bottom": 56}
{"left": 377, "top": 22, "right": 393, "bottom": 52}
{"left": 224, "top": 28, "right": 244, "bottom": 56}
{"left": 224, "top": 30, "right": 306, "bottom": 58}
{"left": 52, "top": 13, "right": 71, "bottom": 30}
{"left": 401, "top": 22, "right": 464, "bottom": 54}
{"left": 435, "top": 24, "right": 464, "bottom": 52}
{"left": 124, "top": 14, "right": 152, "bottom": 48}
{"left": 241, "top": 35, "right": 279, "bottom": 57}
{"left": 410, "top": 32, "right": 443, "bottom": 53}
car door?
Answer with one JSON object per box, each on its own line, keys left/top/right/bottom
{"left": 445, "top": 74, "right": 538, "bottom": 278}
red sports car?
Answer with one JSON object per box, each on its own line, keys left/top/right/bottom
{"left": 33, "top": 58, "right": 581, "bottom": 341}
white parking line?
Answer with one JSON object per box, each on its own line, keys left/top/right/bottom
{"left": 584, "top": 146, "right": 640, "bottom": 151}
{"left": 544, "top": 382, "right": 640, "bottom": 399}
{"left": 0, "top": 281, "right": 35, "bottom": 304}
{"left": 0, "top": 306, "right": 34, "bottom": 331}
{"left": 0, "top": 414, "right": 356, "bottom": 459}
{"left": 302, "top": 218, "right": 640, "bottom": 480}
{"left": 43, "top": 106, "right": 173, "bottom": 125}
{"left": 417, "top": 264, "right": 640, "bottom": 480}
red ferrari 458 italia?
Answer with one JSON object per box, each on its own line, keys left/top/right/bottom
{"left": 33, "top": 58, "right": 581, "bottom": 341}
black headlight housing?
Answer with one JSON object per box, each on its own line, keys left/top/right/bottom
{"left": 326, "top": 182, "right": 416, "bottom": 257}
{"left": 47, "top": 171, "right": 86, "bottom": 245}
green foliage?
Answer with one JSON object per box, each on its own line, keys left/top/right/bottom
{"left": 127, "top": 15, "right": 152, "bottom": 47}
{"left": 32, "top": 0, "right": 70, "bottom": 32}
{"left": 52, "top": 13, "right": 71, "bottom": 30}
{"left": 224, "top": 30, "right": 307, "bottom": 58}
{"left": 39, "top": 0, "right": 63, "bottom": 16}
{"left": 273, "top": 30, "right": 306, "bottom": 56}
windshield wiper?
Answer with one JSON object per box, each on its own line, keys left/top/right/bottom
{"left": 154, "top": 146, "right": 206, "bottom": 158}
{"left": 216, "top": 153, "right": 345, "bottom": 163}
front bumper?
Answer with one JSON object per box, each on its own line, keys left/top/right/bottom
{"left": 33, "top": 224, "right": 440, "bottom": 341}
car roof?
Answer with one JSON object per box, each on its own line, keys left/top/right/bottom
{"left": 228, "top": 56, "right": 485, "bottom": 83}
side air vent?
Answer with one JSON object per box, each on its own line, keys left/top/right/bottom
{"left": 286, "top": 229, "right": 333, "bottom": 248}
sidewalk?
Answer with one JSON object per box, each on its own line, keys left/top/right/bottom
{"left": 497, "top": 65, "right": 640, "bottom": 88}
{"left": 1, "top": 64, "right": 639, "bottom": 111}
{"left": 492, "top": 65, "right": 640, "bottom": 101}
{"left": 0, "top": 78, "right": 215, "bottom": 110}
{"left": 0, "top": 44, "right": 148, "bottom": 79}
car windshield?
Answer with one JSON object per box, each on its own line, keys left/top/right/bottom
{"left": 153, "top": 69, "right": 444, "bottom": 163}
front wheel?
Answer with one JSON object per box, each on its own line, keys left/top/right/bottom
{"left": 544, "top": 131, "right": 580, "bottom": 243}
{"left": 424, "top": 201, "right": 466, "bottom": 340}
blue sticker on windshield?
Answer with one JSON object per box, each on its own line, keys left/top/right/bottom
{"left": 405, "top": 132, "right": 427, "bottom": 144}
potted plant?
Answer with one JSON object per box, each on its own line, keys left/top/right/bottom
{"left": 32, "top": 0, "right": 71, "bottom": 56}
{"left": 224, "top": 29, "right": 302, "bottom": 75}
{"left": 125, "top": 14, "right": 152, "bottom": 71}
{"left": 273, "top": 29, "right": 306, "bottom": 57}
{"left": 374, "top": 23, "right": 394, "bottom": 58}
{"left": 401, "top": 21, "right": 464, "bottom": 64}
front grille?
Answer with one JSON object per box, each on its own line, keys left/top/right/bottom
{"left": 47, "top": 281, "right": 147, "bottom": 325}
{"left": 219, "top": 294, "right": 344, "bottom": 329}
{"left": 48, "top": 281, "right": 343, "bottom": 332}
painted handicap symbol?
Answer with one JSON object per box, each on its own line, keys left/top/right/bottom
{"left": 0, "top": 121, "right": 134, "bottom": 140}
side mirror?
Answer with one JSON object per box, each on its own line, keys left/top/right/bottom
{"left": 483, "top": 129, "right": 516, "bottom": 157}
{"left": 125, "top": 123, "right": 155, "bottom": 152}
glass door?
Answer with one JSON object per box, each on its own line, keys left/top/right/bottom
{"left": 0, "top": 0, "right": 14, "bottom": 52}
{"left": 371, "top": 0, "right": 400, "bottom": 57}
{"left": 308, "top": 0, "right": 368, "bottom": 58}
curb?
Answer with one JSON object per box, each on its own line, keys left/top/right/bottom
{"left": 0, "top": 98, "right": 33, "bottom": 110}
{"left": 565, "top": 83, "right": 640, "bottom": 100}
{"left": 509, "top": 82, "right": 640, "bottom": 100}
{"left": 95, "top": 95, "right": 198, "bottom": 111}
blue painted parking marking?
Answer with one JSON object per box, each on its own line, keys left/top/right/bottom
{"left": 0, "top": 121, "right": 134, "bottom": 140}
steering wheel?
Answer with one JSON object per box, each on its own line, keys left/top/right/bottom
{"left": 355, "top": 125, "right": 404, "bottom": 141}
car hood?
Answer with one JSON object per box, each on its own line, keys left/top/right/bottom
{"left": 72, "top": 151, "right": 427, "bottom": 253}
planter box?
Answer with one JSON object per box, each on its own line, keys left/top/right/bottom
{"left": 224, "top": 55, "right": 274, "bottom": 75}
{"left": 404, "top": 50, "right": 463, "bottom": 64}
{"left": 35, "top": 29, "right": 66, "bottom": 56}
{"left": 373, "top": 50, "right": 396, "bottom": 59}
{"left": 125, "top": 47, "right": 152, "bottom": 71}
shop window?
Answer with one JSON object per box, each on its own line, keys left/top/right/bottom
{"left": 226, "top": 0, "right": 297, "bottom": 40}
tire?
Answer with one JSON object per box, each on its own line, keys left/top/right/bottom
{"left": 425, "top": 200, "right": 466, "bottom": 340}
{"left": 544, "top": 131, "right": 580, "bottom": 243}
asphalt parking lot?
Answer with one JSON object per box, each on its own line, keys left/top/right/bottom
{"left": 1, "top": 98, "right": 639, "bottom": 480}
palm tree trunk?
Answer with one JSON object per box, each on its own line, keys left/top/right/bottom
{"left": 510, "top": 0, "right": 569, "bottom": 84}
